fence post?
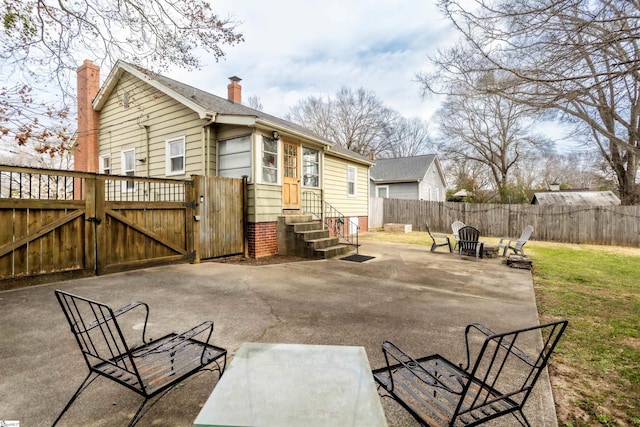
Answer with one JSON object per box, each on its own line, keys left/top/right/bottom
{"left": 242, "top": 175, "right": 249, "bottom": 258}
{"left": 190, "top": 176, "right": 200, "bottom": 264}
{"left": 87, "top": 173, "right": 107, "bottom": 275}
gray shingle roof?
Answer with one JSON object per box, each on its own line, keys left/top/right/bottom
{"left": 531, "top": 191, "right": 621, "bottom": 205}
{"left": 127, "top": 63, "right": 332, "bottom": 145}
{"left": 370, "top": 155, "right": 437, "bottom": 182}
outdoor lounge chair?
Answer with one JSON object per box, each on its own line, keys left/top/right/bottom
{"left": 373, "top": 320, "right": 568, "bottom": 427}
{"left": 53, "top": 290, "right": 227, "bottom": 427}
{"left": 499, "top": 225, "right": 534, "bottom": 257}
{"left": 425, "top": 223, "right": 452, "bottom": 253}
{"left": 451, "top": 221, "right": 465, "bottom": 250}
{"left": 457, "top": 225, "right": 483, "bottom": 260}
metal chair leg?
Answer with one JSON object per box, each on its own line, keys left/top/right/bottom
{"left": 511, "top": 409, "right": 531, "bottom": 427}
{"left": 52, "top": 372, "right": 99, "bottom": 426}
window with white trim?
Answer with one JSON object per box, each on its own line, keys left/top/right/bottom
{"left": 376, "top": 185, "right": 389, "bottom": 198}
{"left": 122, "top": 149, "right": 135, "bottom": 192}
{"left": 302, "top": 147, "right": 319, "bottom": 187}
{"left": 99, "top": 154, "right": 111, "bottom": 175}
{"left": 347, "top": 165, "right": 357, "bottom": 197}
{"left": 262, "top": 136, "right": 278, "bottom": 184}
{"left": 166, "top": 136, "right": 185, "bottom": 176}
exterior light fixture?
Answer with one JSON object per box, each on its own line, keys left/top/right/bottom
{"left": 272, "top": 131, "right": 280, "bottom": 140}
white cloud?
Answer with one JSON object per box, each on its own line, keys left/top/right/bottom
{"left": 165, "top": 0, "right": 453, "bottom": 121}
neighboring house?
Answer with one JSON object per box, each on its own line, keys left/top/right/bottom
{"left": 369, "top": 154, "right": 446, "bottom": 201}
{"left": 74, "top": 59, "right": 372, "bottom": 258}
{"left": 531, "top": 190, "right": 621, "bottom": 205}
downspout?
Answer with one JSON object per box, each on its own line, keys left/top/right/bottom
{"left": 201, "top": 126, "right": 207, "bottom": 175}
{"left": 202, "top": 113, "right": 217, "bottom": 176}
{"left": 144, "top": 125, "right": 150, "bottom": 176}
{"left": 136, "top": 114, "right": 150, "bottom": 177}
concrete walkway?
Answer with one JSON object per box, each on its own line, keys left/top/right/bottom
{"left": 0, "top": 239, "right": 558, "bottom": 426}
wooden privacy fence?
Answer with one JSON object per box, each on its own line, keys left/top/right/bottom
{"left": 0, "top": 165, "right": 245, "bottom": 289}
{"left": 372, "top": 197, "right": 640, "bottom": 247}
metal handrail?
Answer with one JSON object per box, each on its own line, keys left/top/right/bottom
{"left": 302, "top": 191, "right": 359, "bottom": 253}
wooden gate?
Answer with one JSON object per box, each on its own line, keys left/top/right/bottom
{"left": 94, "top": 175, "right": 196, "bottom": 275}
{"left": 1, "top": 166, "right": 246, "bottom": 289}
{"left": 194, "top": 176, "right": 246, "bottom": 259}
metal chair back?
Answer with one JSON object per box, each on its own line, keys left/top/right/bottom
{"left": 456, "top": 320, "right": 568, "bottom": 424}
{"left": 374, "top": 320, "right": 568, "bottom": 427}
{"left": 56, "top": 291, "right": 142, "bottom": 388}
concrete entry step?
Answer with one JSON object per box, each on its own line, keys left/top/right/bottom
{"left": 277, "top": 215, "right": 352, "bottom": 259}
{"left": 315, "top": 244, "right": 353, "bottom": 259}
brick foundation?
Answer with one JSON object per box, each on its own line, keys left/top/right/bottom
{"left": 247, "top": 222, "right": 277, "bottom": 258}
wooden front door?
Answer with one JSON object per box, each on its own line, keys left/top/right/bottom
{"left": 282, "top": 141, "right": 300, "bottom": 210}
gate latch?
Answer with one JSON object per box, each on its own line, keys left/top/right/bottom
{"left": 87, "top": 217, "right": 102, "bottom": 224}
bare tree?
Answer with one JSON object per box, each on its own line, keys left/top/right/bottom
{"left": 286, "top": 87, "right": 396, "bottom": 156}
{"left": 435, "top": 93, "right": 551, "bottom": 202}
{"left": 286, "top": 87, "right": 433, "bottom": 158}
{"left": 382, "top": 117, "right": 434, "bottom": 158}
{"left": 443, "top": 157, "right": 496, "bottom": 203}
{"left": 1, "top": 0, "right": 243, "bottom": 153}
{"left": 420, "top": 0, "right": 640, "bottom": 204}
{"left": 246, "top": 95, "right": 264, "bottom": 111}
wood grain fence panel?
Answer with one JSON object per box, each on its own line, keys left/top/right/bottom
{"left": 13, "top": 205, "right": 28, "bottom": 276}
{"left": 26, "top": 209, "right": 41, "bottom": 274}
{"left": 0, "top": 209, "right": 12, "bottom": 275}
{"left": 196, "top": 176, "right": 244, "bottom": 259}
{"left": 380, "top": 199, "right": 640, "bottom": 247}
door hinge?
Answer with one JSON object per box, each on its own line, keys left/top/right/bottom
{"left": 183, "top": 201, "right": 197, "bottom": 208}
{"left": 185, "top": 251, "right": 197, "bottom": 260}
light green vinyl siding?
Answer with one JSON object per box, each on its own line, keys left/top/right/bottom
{"left": 98, "top": 72, "right": 207, "bottom": 178}
{"left": 248, "top": 183, "right": 282, "bottom": 223}
{"left": 323, "top": 155, "right": 369, "bottom": 217}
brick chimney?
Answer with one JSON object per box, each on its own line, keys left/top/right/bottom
{"left": 75, "top": 59, "right": 101, "bottom": 173}
{"left": 227, "top": 76, "right": 242, "bottom": 104}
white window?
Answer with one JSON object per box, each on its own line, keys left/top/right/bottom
{"left": 376, "top": 185, "right": 389, "bottom": 198}
{"left": 218, "top": 135, "right": 252, "bottom": 180}
{"left": 262, "top": 136, "right": 278, "bottom": 184}
{"left": 122, "top": 149, "right": 135, "bottom": 192}
{"left": 166, "top": 136, "right": 185, "bottom": 176}
{"left": 302, "top": 147, "right": 319, "bottom": 187}
{"left": 347, "top": 166, "right": 357, "bottom": 197}
{"left": 99, "top": 154, "right": 111, "bottom": 175}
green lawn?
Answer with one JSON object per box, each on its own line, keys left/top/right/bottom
{"left": 362, "top": 231, "right": 640, "bottom": 426}
{"left": 526, "top": 241, "right": 640, "bottom": 426}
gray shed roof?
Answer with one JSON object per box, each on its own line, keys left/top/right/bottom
{"left": 370, "top": 154, "right": 437, "bottom": 182}
{"left": 531, "top": 191, "right": 621, "bottom": 206}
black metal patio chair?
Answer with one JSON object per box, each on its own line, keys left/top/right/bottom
{"left": 457, "top": 225, "right": 484, "bottom": 260}
{"left": 53, "top": 290, "right": 227, "bottom": 427}
{"left": 425, "top": 223, "right": 453, "bottom": 253}
{"left": 372, "top": 320, "right": 568, "bottom": 427}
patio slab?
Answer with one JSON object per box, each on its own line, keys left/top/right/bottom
{"left": 0, "top": 238, "right": 557, "bottom": 427}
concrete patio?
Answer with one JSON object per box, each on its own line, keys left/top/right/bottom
{"left": 0, "top": 238, "right": 558, "bottom": 427}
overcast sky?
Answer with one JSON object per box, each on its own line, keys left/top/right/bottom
{"left": 165, "top": 0, "right": 452, "bottom": 121}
